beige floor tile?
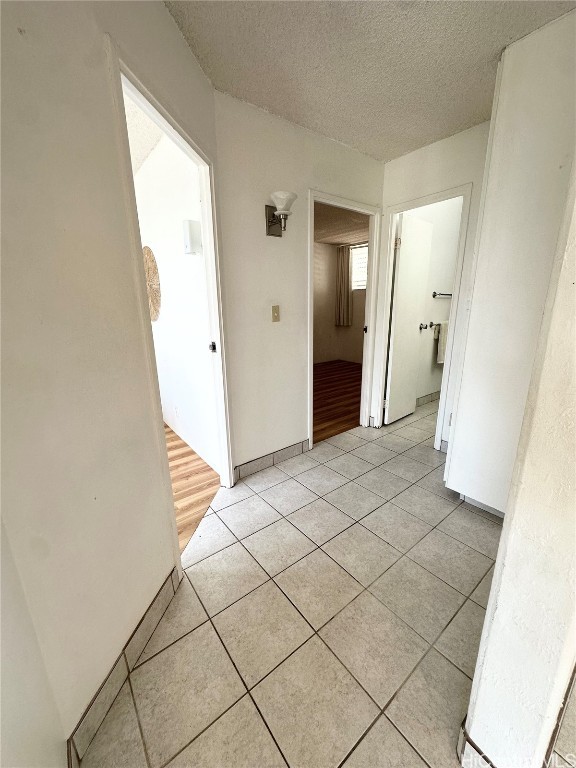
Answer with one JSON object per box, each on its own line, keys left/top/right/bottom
{"left": 393, "top": 425, "right": 433, "bottom": 442}
{"left": 347, "top": 426, "right": 383, "bottom": 441}
{"left": 81, "top": 683, "right": 146, "bottom": 768}
{"left": 296, "top": 464, "right": 349, "bottom": 495}
{"left": 355, "top": 467, "right": 412, "bottom": 500}
{"left": 349, "top": 443, "right": 398, "bottom": 466}
{"left": 186, "top": 542, "right": 268, "bottom": 616}
{"left": 438, "top": 506, "right": 502, "bottom": 559}
{"left": 370, "top": 557, "right": 465, "bottom": 642}
{"left": 213, "top": 581, "right": 313, "bottom": 687}
{"left": 131, "top": 624, "right": 244, "bottom": 767}
{"left": 217, "top": 495, "right": 281, "bottom": 539}
{"left": 380, "top": 455, "right": 432, "bottom": 483}
{"left": 403, "top": 444, "right": 446, "bottom": 468}
{"left": 322, "top": 524, "right": 401, "bottom": 587}
{"left": 343, "top": 715, "right": 428, "bottom": 768}
{"left": 386, "top": 649, "right": 471, "bottom": 768}
{"left": 325, "top": 433, "right": 368, "bottom": 452}
{"left": 253, "top": 637, "right": 378, "bottom": 768}
{"left": 307, "top": 441, "right": 346, "bottom": 463}
{"left": 407, "top": 529, "right": 493, "bottom": 595}
{"left": 287, "top": 498, "right": 353, "bottom": 545}
{"left": 275, "top": 453, "right": 320, "bottom": 477}
{"left": 320, "top": 592, "right": 427, "bottom": 707}
{"left": 166, "top": 696, "right": 285, "bottom": 768}
{"left": 180, "top": 514, "right": 236, "bottom": 569}
{"left": 324, "top": 482, "right": 386, "bottom": 520}
{"left": 392, "top": 485, "right": 460, "bottom": 526}
{"left": 374, "top": 434, "right": 417, "bottom": 453}
{"left": 362, "top": 503, "right": 432, "bottom": 553}
{"left": 325, "top": 453, "right": 375, "bottom": 480}
{"left": 210, "top": 482, "right": 254, "bottom": 512}
{"left": 275, "top": 549, "right": 362, "bottom": 629}
{"left": 243, "top": 466, "right": 289, "bottom": 493}
{"left": 242, "top": 518, "right": 316, "bottom": 576}
{"left": 416, "top": 466, "right": 461, "bottom": 502}
{"left": 137, "top": 578, "right": 207, "bottom": 665}
{"left": 435, "top": 600, "right": 486, "bottom": 677}
{"left": 259, "top": 478, "right": 318, "bottom": 516}
{"left": 470, "top": 565, "right": 494, "bottom": 609}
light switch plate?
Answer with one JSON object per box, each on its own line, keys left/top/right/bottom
{"left": 272, "top": 305, "right": 280, "bottom": 322}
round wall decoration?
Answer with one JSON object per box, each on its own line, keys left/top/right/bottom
{"left": 142, "top": 246, "right": 161, "bottom": 321}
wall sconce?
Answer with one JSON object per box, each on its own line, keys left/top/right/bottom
{"left": 266, "top": 191, "right": 297, "bottom": 237}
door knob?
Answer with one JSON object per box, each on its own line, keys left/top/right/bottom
{"left": 419, "top": 323, "right": 428, "bottom": 331}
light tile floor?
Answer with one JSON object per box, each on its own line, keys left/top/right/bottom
{"left": 80, "top": 404, "right": 503, "bottom": 768}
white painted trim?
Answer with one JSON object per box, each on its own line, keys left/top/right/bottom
{"left": 307, "top": 190, "right": 382, "bottom": 447}
{"left": 370, "top": 183, "right": 473, "bottom": 450}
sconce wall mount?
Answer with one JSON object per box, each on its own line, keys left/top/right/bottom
{"left": 266, "top": 191, "right": 297, "bottom": 237}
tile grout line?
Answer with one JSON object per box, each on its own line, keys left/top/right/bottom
{"left": 183, "top": 578, "right": 292, "bottom": 768}
{"left": 126, "top": 675, "right": 153, "bottom": 768}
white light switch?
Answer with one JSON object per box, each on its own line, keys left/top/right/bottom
{"left": 272, "top": 305, "right": 280, "bottom": 322}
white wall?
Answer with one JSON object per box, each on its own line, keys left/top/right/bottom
{"left": 407, "top": 197, "right": 463, "bottom": 400}
{"left": 464, "top": 176, "right": 575, "bottom": 768}
{"left": 132, "top": 133, "right": 221, "bottom": 472}
{"left": 372, "top": 122, "right": 490, "bottom": 440}
{"left": 446, "top": 12, "right": 576, "bottom": 512}
{"left": 1, "top": 1, "right": 216, "bottom": 760}
{"left": 214, "top": 92, "right": 384, "bottom": 465}
{"left": 313, "top": 243, "right": 366, "bottom": 365}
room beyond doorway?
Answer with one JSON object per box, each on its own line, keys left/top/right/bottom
{"left": 311, "top": 199, "right": 375, "bottom": 444}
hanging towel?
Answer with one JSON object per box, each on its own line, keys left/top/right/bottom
{"left": 437, "top": 321, "right": 448, "bottom": 364}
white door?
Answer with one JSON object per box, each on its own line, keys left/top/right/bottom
{"left": 123, "top": 85, "right": 225, "bottom": 476}
{"left": 384, "top": 214, "right": 433, "bottom": 424}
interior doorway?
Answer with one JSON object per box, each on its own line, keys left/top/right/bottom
{"left": 120, "top": 76, "right": 231, "bottom": 551}
{"left": 384, "top": 194, "right": 466, "bottom": 449}
{"left": 309, "top": 195, "right": 380, "bottom": 444}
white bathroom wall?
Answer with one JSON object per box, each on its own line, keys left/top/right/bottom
{"left": 373, "top": 122, "right": 490, "bottom": 441}
{"left": 1, "top": 2, "right": 216, "bottom": 759}
{"left": 132, "top": 132, "right": 222, "bottom": 472}
{"left": 313, "top": 243, "right": 366, "bottom": 365}
{"left": 214, "top": 92, "right": 384, "bottom": 465}
{"left": 446, "top": 11, "right": 576, "bottom": 512}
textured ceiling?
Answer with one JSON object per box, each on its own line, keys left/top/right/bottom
{"left": 314, "top": 202, "right": 369, "bottom": 245}
{"left": 166, "top": 1, "right": 574, "bottom": 161}
{"left": 123, "top": 96, "right": 163, "bottom": 174}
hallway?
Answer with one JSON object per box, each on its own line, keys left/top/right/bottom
{"left": 77, "top": 403, "right": 502, "bottom": 768}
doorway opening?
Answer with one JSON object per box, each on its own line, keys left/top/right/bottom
{"left": 310, "top": 197, "right": 378, "bottom": 443}
{"left": 120, "top": 76, "right": 231, "bottom": 553}
{"left": 384, "top": 194, "right": 466, "bottom": 449}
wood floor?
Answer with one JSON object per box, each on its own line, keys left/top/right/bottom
{"left": 164, "top": 425, "right": 220, "bottom": 553}
{"left": 313, "top": 359, "right": 363, "bottom": 443}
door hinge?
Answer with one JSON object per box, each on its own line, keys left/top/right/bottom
{"left": 394, "top": 236, "right": 401, "bottom": 249}
{"left": 208, "top": 341, "right": 217, "bottom": 353}
{"left": 363, "top": 326, "right": 368, "bottom": 334}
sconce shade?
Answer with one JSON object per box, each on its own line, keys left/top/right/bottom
{"left": 270, "top": 191, "right": 297, "bottom": 214}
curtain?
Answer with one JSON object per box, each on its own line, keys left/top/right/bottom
{"left": 335, "top": 245, "right": 353, "bottom": 326}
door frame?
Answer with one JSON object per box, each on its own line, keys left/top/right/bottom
{"left": 372, "top": 183, "right": 472, "bottom": 449}
{"left": 307, "top": 190, "right": 382, "bottom": 448}
{"left": 106, "top": 40, "right": 234, "bottom": 496}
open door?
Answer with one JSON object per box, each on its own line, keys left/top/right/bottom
{"left": 384, "top": 213, "right": 433, "bottom": 424}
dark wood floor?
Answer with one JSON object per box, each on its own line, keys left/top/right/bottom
{"left": 164, "top": 425, "right": 220, "bottom": 553}
{"left": 313, "top": 360, "right": 363, "bottom": 443}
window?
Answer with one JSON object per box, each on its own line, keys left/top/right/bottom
{"left": 351, "top": 244, "right": 368, "bottom": 290}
